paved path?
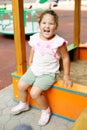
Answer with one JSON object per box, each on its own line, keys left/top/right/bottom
{"left": 0, "top": 84, "right": 74, "bottom": 130}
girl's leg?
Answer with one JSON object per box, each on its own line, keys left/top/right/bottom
{"left": 30, "top": 86, "right": 48, "bottom": 109}
{"left": 18, "top": 80, "right": 29, "bottom": 103}
{"left": 11, "top": 80, "right": 30, "bottom": 115}
{"left": 30, "top": 86, "right": 51, "bottom": 126}
{"left": 11, "top": 67, "right": 36, "bottom": 115}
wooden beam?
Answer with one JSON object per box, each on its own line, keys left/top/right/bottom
{"left": 74, "top": 0, "right": 81, "bottom": 46}
{"left": 12, "top": 0, "right": 26, "bottom": 75}
{"left": 73, "top": 0, "right": 81, "bottom": 60}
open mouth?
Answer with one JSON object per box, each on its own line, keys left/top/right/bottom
{"left": 44, "top": 29, "right": 50, "bottom": 33}
{"left": 44, "top": 29, "right": 50, "bottom": 35}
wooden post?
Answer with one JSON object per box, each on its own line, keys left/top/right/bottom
{"left": 73, "top": 0, "right": 81, "bottom": 60}
{"left": 12, "top": 0, "right": 26, "bottom": 75}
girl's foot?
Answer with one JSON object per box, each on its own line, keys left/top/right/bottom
{"left": 11, "top": 101, "right": 29, "bottom": 115}
{"left": 38, "top": 107, "right": 51, "bottom": 126}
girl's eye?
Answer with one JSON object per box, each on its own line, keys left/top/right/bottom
{"left": 42, "top": 22, "right": 54, "bottom": 25}
{"left": 50, "top": 23, "right": 54, "bottom": 25}
{"left": 42, "top": 22, "right": 46, "bottom": 24}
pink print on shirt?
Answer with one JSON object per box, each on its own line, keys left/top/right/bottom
{"left": 36, "top": 42, "right": 51, "bottom": 56}
{"left": 36, "top": 42, "right": 59, "bottom": 60}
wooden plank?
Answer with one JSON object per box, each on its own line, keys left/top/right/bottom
{"left": 79, "top": 47, "right": 87, "bottom": 60}
{"left": 71, "top": 108, "right": 87, "bottom": 130}
{"left": 12, "top": 0, "right": 26, "bottom": 75}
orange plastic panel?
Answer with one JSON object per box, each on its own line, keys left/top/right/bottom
{"left": 12, "top": 76, "right": 87, "bottom": 121}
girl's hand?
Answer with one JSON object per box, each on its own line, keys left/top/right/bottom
{"left": 63, "top": 75, "right": 73, "bottom": 88}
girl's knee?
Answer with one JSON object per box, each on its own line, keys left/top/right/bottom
{"left": 18, "top": 80, "right": 28, "bottom": 91}
{"left": 30, "top": 89, "right": 41, "bottom": 99}
{"left": 30, "top": 90, "right": 37, "bottom": 99}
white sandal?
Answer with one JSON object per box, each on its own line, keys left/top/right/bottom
{"left": 11, "top": 101, "right": 29, "bottom": 115}
{"left": 38, "top": 107, "right": 51, "bottom": 126}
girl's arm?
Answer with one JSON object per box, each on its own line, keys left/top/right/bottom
{"left": 28, "top": 46, "right": 34, "bottom": 66}
{"left": 58, "top": 44, "right": 73, "bottom": 88}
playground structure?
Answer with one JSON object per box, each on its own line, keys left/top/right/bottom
{"left": 0, "top": 8, "right": 41, "bottom": 35}
{"left": 0, "top": 4, "right": 46, "bottom": 35}
{"left": 10, "top": 0, "right": 87, "bottom": 129}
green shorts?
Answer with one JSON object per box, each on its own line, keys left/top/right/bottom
{"left": 20, "top": 67, "right": 57, "bottom": 90}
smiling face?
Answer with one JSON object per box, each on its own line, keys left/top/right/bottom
{"left": 39, "top": 13, "right": 58, "bottom": 40}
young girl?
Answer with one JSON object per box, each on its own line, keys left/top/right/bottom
{"left": 11, "top": 10, "right": 73, "bottom": 126}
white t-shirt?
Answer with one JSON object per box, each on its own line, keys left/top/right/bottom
{"left": 28, "top": 33, "right": 67, "bottom": 76}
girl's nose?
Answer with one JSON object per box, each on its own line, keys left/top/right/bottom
{"left": 46, "top": 23, "right": 49, "bottom": 28}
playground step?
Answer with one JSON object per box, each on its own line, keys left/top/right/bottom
{"left": 11, "top": 72, "right": 87, "bottom": 121}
